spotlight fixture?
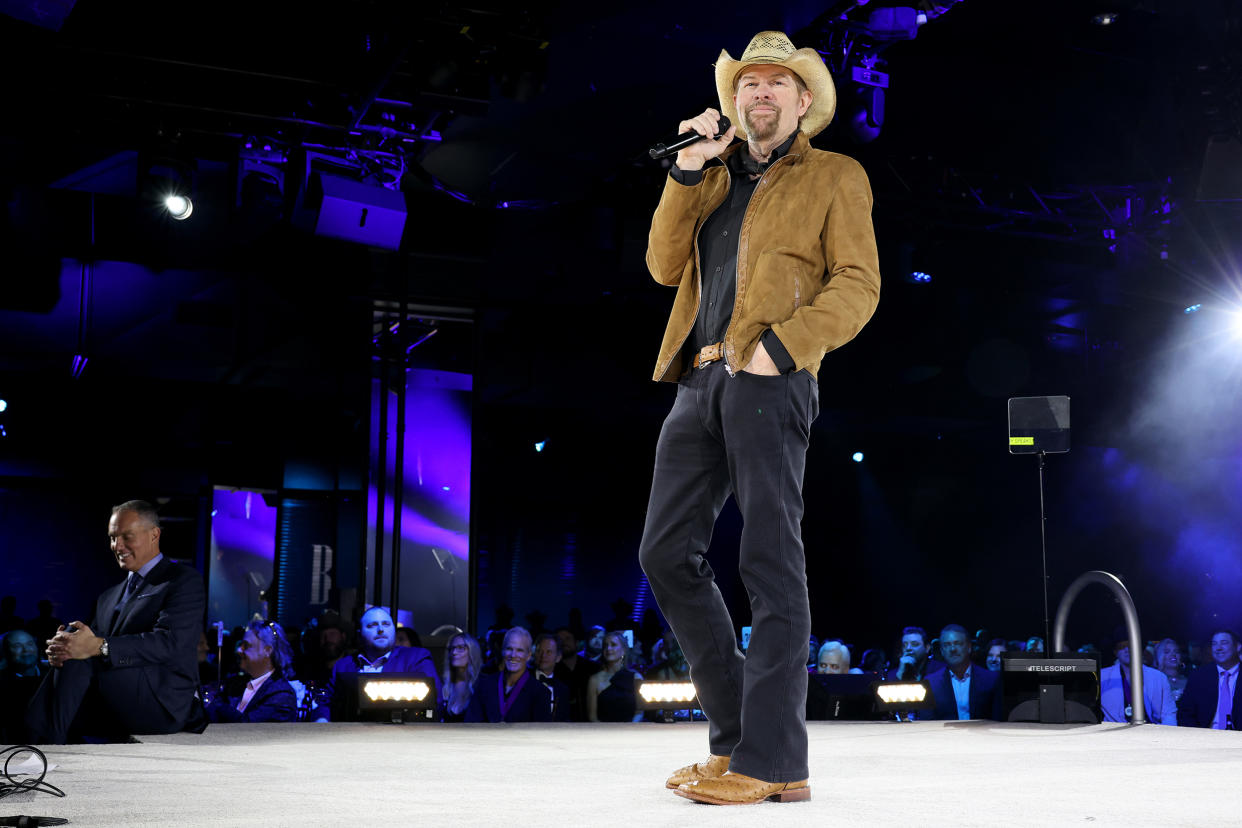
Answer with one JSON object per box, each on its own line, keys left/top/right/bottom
{"left": 164, "top": 194, "right": 194, "bottom": 221}
{"left": 872, "top": 680, "right": 935, "bottom": 715}
{"left": 534, "top": 441, "right": 546, "bottom": 453}
{"left": 1184, "top": 304, "right": 1202, "bottom": 314}
{"left": 0, "top": 399, "right": 7, "bottom": 412}
{"left": 637, "top": 680, "right": 701, "bottom": 722}
{"left": 351, "top": 674, "right": 436, "bottom": 723}
{"left": 1092, "top": 12, "right": 1118, "bottom": 25}
{"left": 852, "top": 452, "right": 864, "bottom": 463}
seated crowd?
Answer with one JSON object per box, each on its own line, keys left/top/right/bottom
{"left": 2, "top": 592, "right": 1240, "bottom": 739}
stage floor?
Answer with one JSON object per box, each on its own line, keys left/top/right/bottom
{"left": 6, "top": 720, "right": 1240, "bottom": 827}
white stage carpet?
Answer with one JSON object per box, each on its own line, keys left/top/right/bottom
{"left": 5, "top": 720, "right": 1240, "bottom": 827}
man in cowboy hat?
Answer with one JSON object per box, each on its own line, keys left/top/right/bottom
{"left": 638, "top": 31, "right": 880, "bottom": 805}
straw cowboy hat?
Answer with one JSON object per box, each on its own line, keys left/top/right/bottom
{"left": 714, "top": 31, "right": 837, "bottom": 139}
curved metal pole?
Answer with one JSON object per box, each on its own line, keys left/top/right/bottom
{"left": 1052, "top": 570, "right": 1145, "bottom": 724}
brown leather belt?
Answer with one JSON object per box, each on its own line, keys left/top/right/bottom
{"left": 691, "top": 342, "right": 725, "bottom": 369}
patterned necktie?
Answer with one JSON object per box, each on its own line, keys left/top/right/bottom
{"left": 1215, "top": 669, "right": 1234, "bottom": 730}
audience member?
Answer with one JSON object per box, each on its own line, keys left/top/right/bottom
{"left": 532, "top": 633, "right": 571, "bottom": 722}
{"left": 1100, "top": 628, "right": 1176, "bottom": 724}
{"left": 920, "top": 624, "right": 1002, "bottom": 721}
{"left": 583, "top": 625, "right": 605, "bottom": 662}
{"left": 307, "top": 612, "right": 350, "bottom": 684}
{"left": 648, "top": 630, "right": 690, "bottom": 680}
{"left": 858, "top": 648, "right": 888, "bottom": 678}
{"left": 438, "top": 632, "right": 483, "bottom": 722}
{"left": 553, "top": 626, "right": 599, "bottom": 722}
{"left": 206, "top": 621, "right": 297, "bottom": 723}
{"left": 25, "top": 500, "right": 206, "bottom": 744}
{"left": 394, "top": 626, "right": 421, "bottom": 648}
{"left": 466, "top": 626, "right": 558, "bottom": 722}
{"left": 816, "top": 640, "right": 850, "bottom": 675}
{"left": 2, "top": 630, "right": 42, "bottom": 679}
{"left": 1025, "top": 636, "right": 1045, "bottom": 655}
{"left": 1177, "top": 629, "right": 1241, "bottom": 729}
{"left": 1, "top": 630, "right": 45, "bottom": 742}
{"left": 0, "top": 596, "right": 22, "bottom": 634}
{"left": 985, "top": 638, "right": 1006, "bottom": 672}
{"left": 1154, "top": 638, "right": 1188, "bottom": 702}
{"left": 1186, "top": 639, "right": 1208, "bottom": 670}
{"left": 887, "top": 626, "right": 945, "bottom": 682}
{"left": 588, "top": 630, "right": 644, "bottom": 722}
{"left": 27, "top": 599, "right": 63, "bottom": 648}
{"left": 315, "top": 607, "right": 438, "bottom": 721}
{"left": 807, "top": 635, "right": 820, "bottom": 670}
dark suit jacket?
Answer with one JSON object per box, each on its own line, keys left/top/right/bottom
{"left": 1177, "top": 665, "right": 1242, "bottom": 728}
{"left": 465, "top": 670, "right": 557, "bottom": 723}
{"left": 885, "top": 657, "right": 946, "bottom": 683}
{"left": 94, "top": 556, "right": 205, "bottom": 731}
{"left": 920, "top": 664, "right": 1003, "bottom": 721}
{"left": 207, "top": 675, "right": 298, "bottom": 723}
{"left": 534, "top": 671, "right": 572, "bottom": 722}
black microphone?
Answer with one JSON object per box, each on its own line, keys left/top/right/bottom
{"left": 649, "top": 115, "right": 732, "bottom": 160}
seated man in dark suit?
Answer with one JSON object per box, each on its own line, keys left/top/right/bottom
{"left": 1178, "top": 628, "right": 1242, "bottom": 729}
{"left": 466, "top": 626, "right": 557, "bottom": 722}
{"left": 920, "top": 624, "right": 1003, "bottom": 721}
{"left": 206, "top": 620, "right": 298, "bottom": 723}
{"left": 532, "top": 633, "right": 572, "bottom": 722}
{"left": 1, "top": 629, "right": 46, "bottom": 742}
{"left": 885, "top": 626, "right": 945, "bottom": 682}
{"left": 26, "top": 500, "right": 206, "bottom": 744}
{"left": 314, "top": 606, "right": 438, "bottom": 721}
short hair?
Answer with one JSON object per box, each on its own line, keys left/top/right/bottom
{"left": 987, "top": 637, "right": 1006, "bottom": 650}
{"left": 941, "top": 624, "right": 969, "bottom": 641}
{"left": 248, "top": 620, "right": 295, "bottom": 680}
{"left": 111, "top": 500, "right": 161, "bottom": 528}
{"left": 1210, "top": 629, "right": 1240, "bottom": 647}
{"left": 901, "top": 626, "right": 928, "bottom": 645}
{"left": 503, "top": 626, "right": 533, "bottom": 652}
{"left": 817, "top": 640, "right": 851, "bottom": 668}
{"left": 534, "top": 633, "right": 562, "bottom": 656}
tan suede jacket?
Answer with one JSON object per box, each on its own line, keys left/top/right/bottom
{"left": 645, "top": 131, "right": 881, "bottom": 382}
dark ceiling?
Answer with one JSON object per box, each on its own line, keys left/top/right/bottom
{"left": 2, "top": 0, "right": 1241, "bottom": 475}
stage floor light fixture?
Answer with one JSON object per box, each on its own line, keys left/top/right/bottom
{"left": 873, "top": 680, "right": 935, "bottom": 715}
{"left": 637, "top": 680, "right": 701, "bottom": 722}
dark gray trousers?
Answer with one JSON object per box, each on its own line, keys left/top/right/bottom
{"left": 638, "top": 360, "right": 819, "bottom": 783}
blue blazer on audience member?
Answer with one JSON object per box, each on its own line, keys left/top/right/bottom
{"left": 465, "top": 671, "right": 558, "bottom": 723}
{"left": 919, "top": 664, "right": 1003, "bottom": 721}
{"left": 1100, "top": 663, "right": 1177, "bottom": 724}
{"left": 207, "top": 675, "right": 298, "bottom": 723}
{"left": 1177, "top": 665, "right": 1242, "bottom": 728}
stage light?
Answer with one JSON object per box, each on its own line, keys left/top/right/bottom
{"left": 1184, "top": 304, "right": 1202, "bottom": 314}
{"left": 637, "top": 680, "right": 701, "bottom": 722}
{"left": 873, "top": 680, "right": 935, "bottom": 714}
{"left": 0, "top": 399, "right": 7, "bottom": 412}
{"left": 639, "top": 681, "right": 697, "bottom": 704}
{"left": 1092, "top": 12, "right": 1118, "bottom": 25}
{"left": 363, "top": 680, "right": 430, "bottom": 702}
{"left": 911, "top": 271, "right": 932, "bottom": 283}
{"left": 534, "top": 441, "right": 546, "bottom": 453}
{"left": 164, "top": 194, "right": 194, "bottom": 220}
{"left": 441, "top": 486, "right": 450, "bottom": 491}
{"left": 852, "top": 452, "right": 864, "bottom": 463}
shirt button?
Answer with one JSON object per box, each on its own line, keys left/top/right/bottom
{"left": 722, "top": 230, "right": 728, "bottom": 236}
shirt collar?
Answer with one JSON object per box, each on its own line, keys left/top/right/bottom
{"left": 248, "top": 669, "right": 274, "bottom": 690}
{"left": 136, "top": 553, "right": 163, "bottom": 579}
{"left": 727, "top": 130, "right": 799, "bottom": 177}
{"left": 357, "top": 650, "right": 391, "bottom": 669}
{"left": 1218, "top": 664, "right": 1239, "bottom": 678}
{"left": 951, "top": 665, "right": 972, "bottom": 681}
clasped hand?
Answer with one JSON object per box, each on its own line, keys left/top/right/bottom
{"left": 46, "top": 622, "right": 101, "bottom": 668}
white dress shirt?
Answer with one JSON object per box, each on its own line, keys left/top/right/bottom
{"left": 238, "top": 669, "right": 274, "bottom": 712}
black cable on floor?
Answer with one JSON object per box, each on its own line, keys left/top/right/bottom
{"left": 0, "top": 746, "right": 65, "bottom": 802}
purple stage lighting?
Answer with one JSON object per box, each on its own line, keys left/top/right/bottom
{"left": 911, "top": 271, "right": 932, "bottom": 283}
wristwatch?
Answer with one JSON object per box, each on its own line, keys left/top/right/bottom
{"left": 99, "top": 638, "right": 109, "bottom": 659}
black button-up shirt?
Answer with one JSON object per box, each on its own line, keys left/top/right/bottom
{"left": 670, "top": 132, "right": 798, "bottom": 373}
